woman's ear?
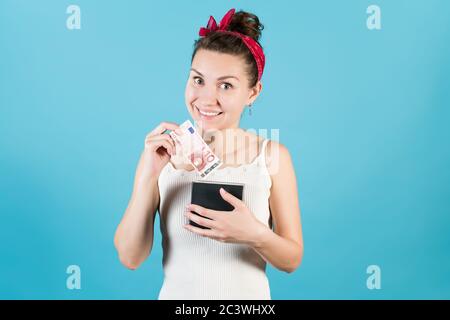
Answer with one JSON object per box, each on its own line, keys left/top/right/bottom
{"left": 247, "top": 81, "right": 262, "bottom": 105}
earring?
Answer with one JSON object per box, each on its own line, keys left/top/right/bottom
{"left": 248, "top": 103, "right": 253, "bottom": 116}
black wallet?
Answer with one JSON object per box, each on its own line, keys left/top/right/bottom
{"left": 190, "top": 181, "right": 244, "bottom": 229}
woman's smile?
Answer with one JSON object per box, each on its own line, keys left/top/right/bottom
{"left": 194, "top": 105, "right": 224, "bottom": 120}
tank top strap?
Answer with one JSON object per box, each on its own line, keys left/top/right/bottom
{"left": 256, "top": 138, "right": 270, "bottom": 168}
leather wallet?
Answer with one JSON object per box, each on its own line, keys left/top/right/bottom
{"left": 189, "top": 180, "right": 244, "bottom": 229}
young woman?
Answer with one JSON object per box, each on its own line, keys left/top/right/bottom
{"left": 114, "top": 8, "right": 304, "bottom": 300}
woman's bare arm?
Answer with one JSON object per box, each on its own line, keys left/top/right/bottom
{"left": 114, "top": 122, "right": 177, "bottom": 270}
{"left": 251, "top": 141, "right": 304, "bottom": 273}
{"left": 114, "top": 151, "right": 160, "bottom": 270}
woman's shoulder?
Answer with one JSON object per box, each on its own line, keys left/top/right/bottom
{"left": 241, "top": 130, "right": 265, "bottom": 146}
{"left": 242, "top": 131, "right": 290, "bottom": 163}
{"left": 243, "top": 131, "right": 287, "bottom": 149}
{"left": 264, "top": 139, "right": 292, "bottom": 177}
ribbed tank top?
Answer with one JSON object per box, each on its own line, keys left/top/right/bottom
{"left": 157, "top": 138, "right": 272, "bottom": 300}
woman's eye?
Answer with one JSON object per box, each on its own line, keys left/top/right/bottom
{"left": 193, "top": 77, "right": 203, "bottom": 85}
{"left": 220, "top": 83, "right": 233, "bottom": 90}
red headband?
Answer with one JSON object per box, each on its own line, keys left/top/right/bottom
{"left": 198, "top": 8, "right": 265, "bottom": 81}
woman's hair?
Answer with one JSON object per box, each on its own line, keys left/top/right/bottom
{"left": 191, "top": 10, "right": 264, "bottom": 88}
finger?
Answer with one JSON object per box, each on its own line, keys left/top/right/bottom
{"left": 156, "top": 140, "right": 174, "bottom": 155}
{"left": 145, "top": 131, "right": 174, "bottom": 140}
{"left": 171, "top": 135, "right": 182, "bottom": 147}
{"left": 184, "top": 211, "right": 216, "bottom": 229}
{"left": 149, "top": 122, "right": 179, "bottom": 137}
{"left": 146, "top": 135, "right": 175, "bottom": 151}
{"left": 186, "top": 203, "right": 221, "bottom": 220}
{"left": 183, "top": 224, "right": 221, "bottom": 240}
{"left": 150, "top": 134, "right": 176, "bottom": 148}
{"left": 146, "top": 132, "right": 176, "bottom": 149}
{"left": 146, "top": 139, "right": 174, "bottom": 155}
{"left": 219, "top": 188, "right": 243, "bottom": 209}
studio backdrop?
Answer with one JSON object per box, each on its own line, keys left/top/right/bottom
{"left": 1, "top": 0, "right": 449, "bottom": 299}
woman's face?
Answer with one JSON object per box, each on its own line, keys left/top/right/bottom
{"left": 185, "top": 49, "right": 261, "bottom": 131}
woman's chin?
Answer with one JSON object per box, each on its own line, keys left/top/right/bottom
{"left": 193, "top": 116, "right": 225, "bottom": 130}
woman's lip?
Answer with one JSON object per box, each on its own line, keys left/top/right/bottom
{"left": 195, "top": 106, "right": 223, "bottom": 118}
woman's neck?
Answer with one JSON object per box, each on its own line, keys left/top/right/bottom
{"left": 201, "top": 127, "right": 246, "bottom": 157}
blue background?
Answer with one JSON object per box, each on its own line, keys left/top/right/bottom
{"left": 1, "top": 0, "right": 449, "bottom": 299}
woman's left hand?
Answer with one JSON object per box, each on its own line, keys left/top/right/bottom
{"left": 183, "top": 188, "right": 269, "bottom": 247}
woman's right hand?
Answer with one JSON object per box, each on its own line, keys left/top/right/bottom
{"left": 138, "top": 121, "right": 179, "bottom": 180}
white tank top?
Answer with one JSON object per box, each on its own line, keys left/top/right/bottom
{"left": 157, "top": 138, "right": 272, "bottom": 300}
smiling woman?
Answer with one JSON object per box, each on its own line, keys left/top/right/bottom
{"left": 114, "top": 8, "right": 304, "bottom": 300}
{"left": 186, "top": 49, "right": 260, "bottom": 130}
{"left": 183, "top": 9, "right": 265, "bottom": 132}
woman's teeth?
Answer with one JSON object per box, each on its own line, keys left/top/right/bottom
{"left": 196, "top": 107, "right": 222, "bottom": 117}
{"left": 200, "top": 110, "right": 220, "bottom": 116}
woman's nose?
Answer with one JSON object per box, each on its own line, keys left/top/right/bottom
{"left": 198, "top": 86, "right": 218, "bottom": 104}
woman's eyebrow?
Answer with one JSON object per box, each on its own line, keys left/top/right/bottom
{"left": 190, "top": 68, "right": 240, "bottom": 81}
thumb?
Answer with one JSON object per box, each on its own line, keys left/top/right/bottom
{"left": 219, "top": 188, "right": 243, "bottom": 209}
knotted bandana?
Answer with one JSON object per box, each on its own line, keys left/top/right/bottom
{"left": 198, "top": 8, "right": 265, "bottom": 81}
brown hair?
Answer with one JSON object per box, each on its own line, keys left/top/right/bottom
{"left": 191, "top": 10, "right": 264, "bottom": 88}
